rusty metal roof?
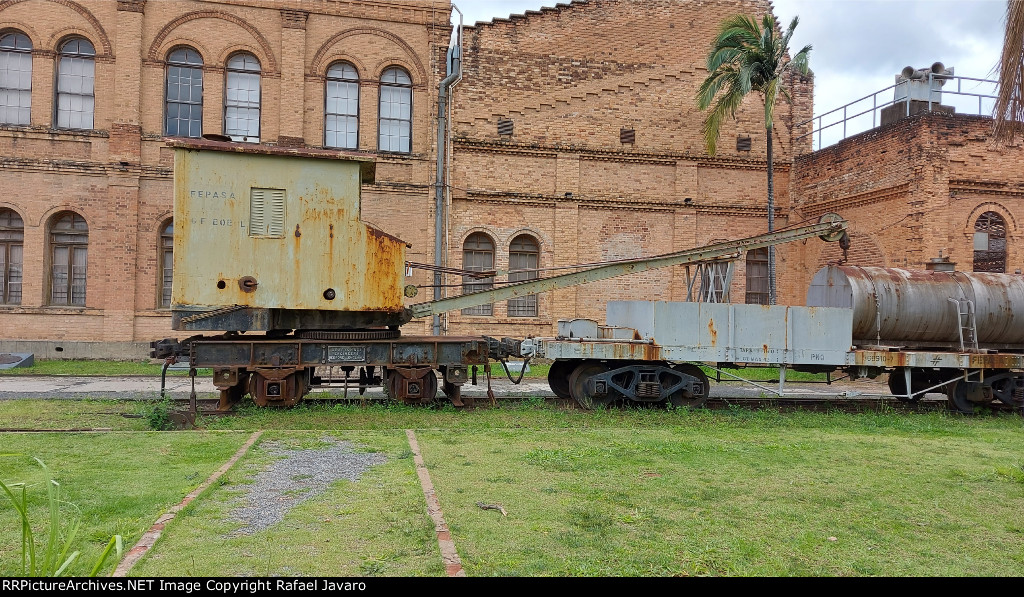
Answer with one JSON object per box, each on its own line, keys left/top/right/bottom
{"left": 164, "top": 138, "right": 376, "bottom": 183}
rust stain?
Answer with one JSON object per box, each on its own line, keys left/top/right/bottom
{"left": 708, "top": 318, "right": 718, "bottom": 347}
{"left": 172, "top": 145, "right": 408, "bottom": 314}
{"left": 368, "top": 225, "right": 412, "bottom": 249}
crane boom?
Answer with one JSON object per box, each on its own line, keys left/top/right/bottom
{"left": 409, "top": 215, "right": 848, "bottom": 319}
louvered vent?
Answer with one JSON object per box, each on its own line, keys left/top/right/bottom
{"left": 736, "top": 136, "right": 752, "bottom": 151}
{"left": 620, "top": 128, "right": 636, "bottom": 144}
{"left": 249, "top": 188, "right": 286, "bottom": 237}
{"left": 498, "top": 118, "right": 514, "bottom": 136}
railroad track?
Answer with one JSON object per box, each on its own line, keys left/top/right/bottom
{"left": 156, "top": 394, "right": 1019, "bottom": 415}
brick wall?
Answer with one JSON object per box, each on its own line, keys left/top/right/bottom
{"left": 790, "top": 112, "right": 1024, "bottom": 304}
{"left": 0, "top": 0, "right": 833, "bottom": 351}
{"left": 444, "top": 0, "right": 810, "bottom": 336}
{"left": 0, "top": 0, "right": 448, "bottom": 351}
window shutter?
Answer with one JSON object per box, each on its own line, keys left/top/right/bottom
{"left": 250, "top": 188, "right": 286, "bottom": 237}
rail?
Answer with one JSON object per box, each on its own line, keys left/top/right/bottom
{"left": 409, "top": 215, "right": 848, "bottom": 318}
{"left": 796, "top": 74, "right": 998, "bottom": 151}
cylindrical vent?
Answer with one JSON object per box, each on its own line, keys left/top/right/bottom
{"left": 807, "top": 266, "right": 1024, "bottom": 346}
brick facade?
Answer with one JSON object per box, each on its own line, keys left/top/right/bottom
{"left": 441, "top": 0, "right": 813, "bottom": 337}
{"left": 0, "top": 0, "right": 449, "bottom": 356}
{"left": 789, "top": 112, "right": 1024, "bottom": 305}
{"left": 14, "top": 0, "right": 1002, "bottom": 357}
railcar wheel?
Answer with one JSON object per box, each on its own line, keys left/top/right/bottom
{"left": 386, "top": 369, "right": 439, "bottom": 405}
{"left": 248, "top": 371, "right": 307, "bottom": 408}
{"left": 568, "top": 362, "right": 614, "bottom": 410}
{"left": 667, "top": 364, "right": 711, "bottom": 408}
{"left": 946, "top": 380, "right": 988, "bottom": 414}
{"left": 887, "top": 369, "right": 920, "bottom": 403}
{"left": 547, "top": 360, "right": 576, "bottom": 400}
{"left": 988, "top": 375, "right": 1024, "bottom": 408}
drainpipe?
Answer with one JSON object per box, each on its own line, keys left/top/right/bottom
{"left": 433, "top": 5, "right": 463, "bottom": 336}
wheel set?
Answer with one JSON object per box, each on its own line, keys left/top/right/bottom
{"left": 551, "top": 360, "right": 711, "bottom": 410}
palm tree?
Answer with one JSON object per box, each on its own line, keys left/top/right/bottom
{"left": 994, "top": 0, "right": 1024, "bottom": 141}
{"left": 696, "top": 13, "right": 811, "bottom": 305}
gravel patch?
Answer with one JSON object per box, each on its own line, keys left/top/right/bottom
{"left": 227, "top": 437, "right": 387, "bottom": 536}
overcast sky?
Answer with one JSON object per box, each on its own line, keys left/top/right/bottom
{"left": 452, "top": 0, "right": 1008, "bottom": 147}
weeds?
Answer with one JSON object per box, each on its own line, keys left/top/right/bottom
{"left": 144, "top": 399, "right": 175, "bottom": 431}
{"left": 0, "top": 455, "right": 122, "bottom": 576}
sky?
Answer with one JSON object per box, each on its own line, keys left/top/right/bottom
{"left": 451, "top": 0, "right": 1008, "bottom": 147}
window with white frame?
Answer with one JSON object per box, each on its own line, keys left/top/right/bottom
{"left": 224, "top": 53, "right": 260, "bottom": 142}
{"left": 165, "top": 47, "right": 203, "bottom": 138}
{"left": 56, "top": 38, "right": 95, "bottom": 129}
{"left": 378, "top": 67, "right": 411, "bottom": 153}
{"left": 325, "top": 62, "right": 359, "bottom": 149}
{"left": 0, "top": 31, "right": 32, "bottom": 125}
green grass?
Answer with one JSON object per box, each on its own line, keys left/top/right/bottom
{"left": 0, "top": 432, "right": 251, "bottom": 576}
{"left": 0, "top": 400, "right": 151, "bottom": 431}
{"left": 0, "top": 358, "right": 826, "bottom": 385}
{"left": 421, "top": 421, "right": 1024, "bottom": 576}
{"left": 1, "top": 403, "right": 1021, "bottom": 576}
{"left": 0, "top": 360, "right": 212, "bottom": 377}
{"left": 130, "top": 432, "right": 440, "bottom": 577}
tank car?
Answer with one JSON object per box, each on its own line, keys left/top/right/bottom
{"left": 807, "top": 265, "right": 1024, "bottom": 349}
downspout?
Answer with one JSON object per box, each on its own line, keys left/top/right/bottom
{"left": 433, "top": 4, "right": 463, "bottom": 336}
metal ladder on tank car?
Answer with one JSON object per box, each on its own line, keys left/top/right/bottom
{"left": 948, "top": 297, "right": 979, "bottom": 352}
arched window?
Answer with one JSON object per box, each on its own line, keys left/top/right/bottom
{"left": 745, "top": 248, "right": 769, "bottom": 305}
{"left": 224, "top": 53, "right": 260, "bottom": 142}
{"left": 973, "top": 211, "right": 1007, "bottom": 273}
{"left": 0, "top": 31, "right": 32, "bottom": 125}
{"left": 378, "top": 67, "right": 411, "bottom": 153}
{"left": 0, "top": 208, "right": 24, "bottom": 305}
{"left": 56, "top": 37, "right": 95, "bottom": 129}
{"left": 508, "top": 234, "right": 539, "bottom": 317}
{"left": 462, "top": 232, "right": 494, "bottom": 316}
{"left": 49, "top": 212, "right": 88, "bottom": 306}
{"left": 159, "top": 219, "right": 173, "bottom": 308}
{"left": 165, "top": 47, "right": 203, "bottom": 137}
{"left": 325, "top": 62, "right": 359, "bottom": 149}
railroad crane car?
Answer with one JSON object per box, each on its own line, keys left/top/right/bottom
{"left": 153, "top": 139, "right": 852, "bottom": 410}
{"left": 159, "top": 139, "right": 518, "bottom": 408}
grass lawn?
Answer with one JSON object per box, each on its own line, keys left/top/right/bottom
{"left": 0, "top": 401, "right": 1021, "bottom": 577}
{"left": 0, "top": 432, "right": 251, "bottom": 576}
{"left": 129, "top": 431, "right": 440, "bottom": 577}
{"left": 0, "top": 360, "right": 212, "bottom": 377}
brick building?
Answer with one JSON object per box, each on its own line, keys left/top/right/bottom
{"left": 790, "top": 112, "right": 1024, "bottom": 299}
{"left": 8, "top": 0, "right": 1011, "bottom": 358}
{"left": 443, "top": 0, "right": 813, "bottom": 337}
{"left": 0, "top": 0, "right": 450, "bottom": 357}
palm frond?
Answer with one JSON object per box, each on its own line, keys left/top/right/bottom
{"left": 995, "top": 0, "right": 1024, "bottom": 142}
{"left": 697, "top": 11, "right": 810, "bottom": 150}
{"left": 702, "top": 86, "right": 745, "bottom": 155}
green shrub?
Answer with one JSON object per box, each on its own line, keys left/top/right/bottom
{"left": 145, "top": 400, "right": 175, "bottom": 431}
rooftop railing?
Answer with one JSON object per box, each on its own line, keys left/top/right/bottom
{"left": 796, "top": 74, "right": 998, "bottom": 152}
